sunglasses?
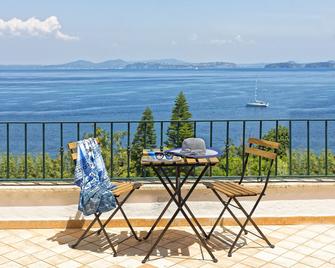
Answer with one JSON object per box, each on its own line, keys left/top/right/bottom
{"left": 154, "top": 152, "right": 174, "bottom": 160}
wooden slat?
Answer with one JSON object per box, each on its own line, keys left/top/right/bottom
{"left": 71, "top": 153, "right": 77, "bottom": 161}
{"left": 212, "top": 181, "right": 258, "bottom": 197}
{"left": 245, "top": 147, "right": 276, "bottom": 160}
{"left": 213, "top": 182, "right": 237, "bottom": 197}
{"left": 112, "top": 183, "right": 133, "bottom": 196}
{"left": 221, "top": 182, "right": 249, "bottom": 195}
{"left": 68, "top": 142, "right": 77, "bottom": 150}
{"left": 224, "top": 182, "right": 258, "bottom": 195}
{"left": 197, "top": 158, "right": 208, "bottom": 164}
{"left": 175, "top": 158, "right": 187, "bottom": 165}
{"left": 248, "top": 138, "right": 280, "bottom": 149}
{"left": 208, "top": 157, "right": 219, "bottom": 164}
{"left": 185, "top": 158, "right": 197, "bottom": 164}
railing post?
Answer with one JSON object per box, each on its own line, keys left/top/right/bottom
{"left": 275, "top": 120, "right": 279, "bottom": 176}
{"left": 325, "top": 120, "right": 328, "bottom": 176}
{"left": 60, "top": 123, "right": 64, "bottom": 179}
{"left": 258, "top": 120, "right": 262, "bottom": 181}
{"left": 94, "top": 123, "right": 97, "bottom": 138}
{"left": 193, "top": 121, "right": 197, "bottom": 137}
{"left": 177, "top": 121, "right": 180, "bottom": 146}
{"left": 242, "top": 121, "right": 246, "bottom": 170}
{"left": 210, "top": 121, "right": 213, "bottom": 177}
{"left": 42, "top": 123, "right": 45, "bottom": 179}
{"left": 110, "top": 123, "right": 114, "bottom": 178}
{"left": 307, "top": 120, "right": 310, "bottom": 176}
{"left": 127, "top": 122, "right": 130, "bottom": 179}
{"left": 143, "top": 122, "right": 147, "bottom": 178}
{"left": 77, "top": 122, "right": 80, "bottom": 141}
{"left": 160, "top": 121, "right": 163, "bottom": 151}
{"left": 24, "top": 123, "right": 27, "bottom": 179}
{"left": 226, "top": 121, "right": 229, "bottom": 177}
{"left": 144, "top": 122, "right": 147, "bottom": 149}
{"left": 289, "top": 121, "right": 292, "bottom": 176}
{"left": 6, "top": 123, "right": 9, "bottom": 179}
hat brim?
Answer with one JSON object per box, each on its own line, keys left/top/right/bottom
{"left": 165, "top": 148, "right": 220, "bottom": 158}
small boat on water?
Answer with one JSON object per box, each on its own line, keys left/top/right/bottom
{"left": 246, "top": 80, "right": 269, "bottom": 107}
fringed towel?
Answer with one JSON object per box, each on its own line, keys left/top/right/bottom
{"left": 74, "top": 138, "right": 116, "bottom": 216}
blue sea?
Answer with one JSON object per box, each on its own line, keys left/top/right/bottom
{"left": 1, "top": 68, "right": 335, "bottom": 121}
{"left": 0, "top": 68, "right": 335, "bottom": 154}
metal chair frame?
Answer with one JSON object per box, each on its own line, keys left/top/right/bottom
{"left": 68, "top": 140, "right": 142, "bottom": 256}
{"left": 204, "top": 138, "right": 279, "bottom": 256}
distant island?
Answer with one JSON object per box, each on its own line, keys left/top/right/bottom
{"left": 264, "top": 60, "right": 335, "bottom": 69}
{"left": 1, "top": 59, "right": 335, "bottom": 70}
{"left": 0, "top": 59, "right": 236, "bottom": 70}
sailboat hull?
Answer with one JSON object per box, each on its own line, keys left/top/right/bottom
{"left": 246, "top": 102, "right": 269, "bottom": 107}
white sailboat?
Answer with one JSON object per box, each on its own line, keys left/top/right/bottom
{"left": 246, "top": 80, "right": 269, "bottom": 107}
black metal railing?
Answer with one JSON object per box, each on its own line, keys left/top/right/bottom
{"left": 0, "top": 119, "right": 334, "bottom": 181}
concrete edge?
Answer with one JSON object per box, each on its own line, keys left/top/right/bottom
{"left": 1, "top": 216, "right": 335, "bottom": 229}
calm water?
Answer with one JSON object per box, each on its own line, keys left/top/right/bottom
{"left": 1, "top": 68, "right": 335, "bottom": 121}
{"left": 0, "top": 68, "right": 335, "bottom": 154}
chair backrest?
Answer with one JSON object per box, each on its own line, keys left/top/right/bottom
{"left": 240, "top": 138, "right": 280, "bottom": 192}
{"left": 68, "top": 141, "right": 78, "bottom": 162}
{"left": 67, "top": 138, "right": 100, "bottom": 163}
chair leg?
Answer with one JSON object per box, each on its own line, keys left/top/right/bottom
{"left": 206, "top": 189, "right": 247, "bottom": 240}
{"left": 227, "top": 197, "right": 274, "bottom": 257}
{"left": 95, "top": 213, "right": 118, "bottom": 256}
{"left": 115, "top": 198, "right": 141, "bottom": 241}
{"left": 96, "top": 189, "right": 137, "bottom": 238}
{"left": 71, "top": 212, "right": 101, "bottom": 248}
{"left": 234, "top": 198, "right": 274, "bottom": 248}
{"left": 206, "top": 196, "right": 232, "bottom": 239}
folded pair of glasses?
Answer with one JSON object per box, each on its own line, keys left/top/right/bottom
{"left": 154, "top": 152, "right": 174, "bottom": 160}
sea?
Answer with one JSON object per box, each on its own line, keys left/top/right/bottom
{"left": 0, "top": 68, "right": 335, "bottom": 155}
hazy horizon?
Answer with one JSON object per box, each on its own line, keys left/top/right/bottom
{"left": 1, "top": 0, "right": 335, "bottom": 65}
{"left": 1, "top": 58, "right": 335, "bottom": 66}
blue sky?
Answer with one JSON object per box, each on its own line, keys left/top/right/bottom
{"left": 0, "top": 0, "right": 335, "bottom": 64}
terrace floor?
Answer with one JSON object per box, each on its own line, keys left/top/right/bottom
{"left": 0, "top": 224, "right": 335, "bottom": 267}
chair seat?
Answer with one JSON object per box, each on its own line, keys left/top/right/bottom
{"left": 210, "top": 181, "right": 258, "bottom": 198}
{"left": 111, "top": 182, "right": 142, "bottom": 196}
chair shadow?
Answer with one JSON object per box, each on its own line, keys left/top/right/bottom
{"left": 47, "top": 216, "right": 229, "bottom": 259}
{"left": 209, "top": 226, "right": 272, "bottom": 254}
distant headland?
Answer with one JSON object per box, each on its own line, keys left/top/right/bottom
{"left": 264, "top": 60, "right": 335, "bottom": 69}
{"left": 0, "top": 59, "right": 335, "bottom": 70}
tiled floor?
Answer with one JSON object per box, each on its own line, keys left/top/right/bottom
{"left": 0, "top": 224, "right": 335, "bottom": 267}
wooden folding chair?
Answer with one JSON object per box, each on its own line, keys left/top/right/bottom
{"left": 203, "top": 138, "right": 280, "bottom": 256}
{"left": 68, "top": 140, "right": 142, "bottom": 256}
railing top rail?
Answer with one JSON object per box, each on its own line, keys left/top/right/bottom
{"left": 0, "top": 119, "right": 334, "bottom": 124}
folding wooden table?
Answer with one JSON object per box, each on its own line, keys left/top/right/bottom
{"left": 141, "top": 151, "right": 219, "bottom": 263}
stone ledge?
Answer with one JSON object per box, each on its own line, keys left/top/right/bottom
{"left": 1, "top": 182, "right": 335, "bottom": 206}
{"left": 1, "top": 216, "right": 335, "bottom": 229}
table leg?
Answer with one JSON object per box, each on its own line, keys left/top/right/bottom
{"left": 143, "top": 166, "right": 195, "bottom": 240}
{"left": 160, "top": 167, "right": 208, "bottom": 238}
{"left": 142, "top": 165, "right": 217, "bottom": 263}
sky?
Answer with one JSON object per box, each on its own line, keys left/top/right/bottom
{"left": 0, "top": 0, "right": 335, "bottom": 64}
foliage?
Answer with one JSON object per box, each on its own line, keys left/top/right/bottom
{"left": 262, "top": 125, "right": 289, "bottom": 157}
{"left": 1, "top": 122, "right": 335, "bottom": 180}
{"left": 131, "top": 107, "right": 156, "bottom": 175}
{"left": 166, "top": 91, "right": 194, "bottom": 147}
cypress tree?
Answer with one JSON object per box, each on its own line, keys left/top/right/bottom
{"left": 166, "top": 91, "right": 193, "bottom": 147}
{"left": 131, "top": 107, "right": 156, "bottom": 175}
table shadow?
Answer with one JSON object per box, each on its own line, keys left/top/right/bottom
{"left": 48, "top": 221, "right": 229, "bottom": 258}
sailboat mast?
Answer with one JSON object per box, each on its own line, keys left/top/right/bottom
{"left": 254, "top": 80, "right": 258, "bottom": 101}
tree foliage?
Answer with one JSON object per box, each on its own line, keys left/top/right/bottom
{"left": 166, "top": 91, "right": 193, "bottom": 147}
{"left": 131, "top": 107, "right": 156, "bottom": 175}
{"left": 262, "top": 125, "right": 289, "bottom": 157}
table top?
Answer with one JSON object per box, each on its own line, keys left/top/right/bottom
{"left": 141, "top": 149, "right": 219, "bottom": 167}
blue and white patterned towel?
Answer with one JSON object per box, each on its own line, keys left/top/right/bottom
{"left": 74, "top": 138, "right": 116, "bottom": 216}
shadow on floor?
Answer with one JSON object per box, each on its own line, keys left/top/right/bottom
{"left": 47, "top": 220, "right": 233, "bottom": 258}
